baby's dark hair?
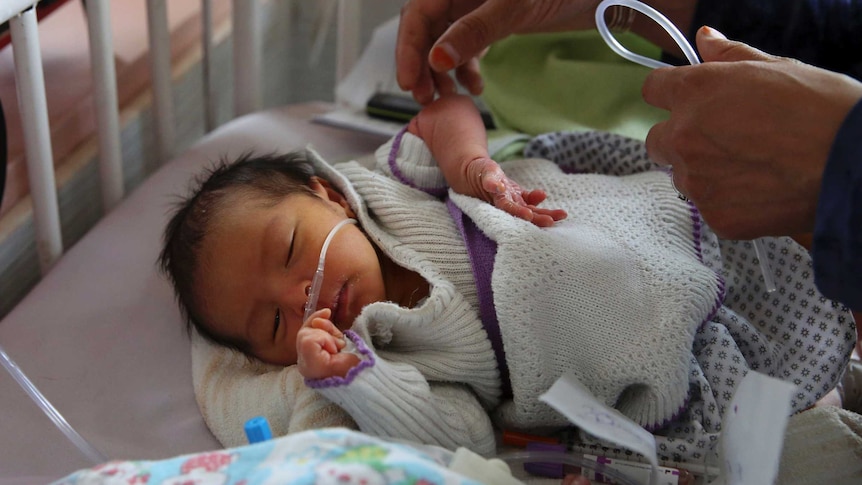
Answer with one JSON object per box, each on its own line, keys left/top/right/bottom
{"left": 159, "top": 150, "right": 318, "bottom": 351}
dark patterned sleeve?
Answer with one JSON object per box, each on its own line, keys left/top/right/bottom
{"left": 687, "top": 0, "right": 862, "bottom": 79}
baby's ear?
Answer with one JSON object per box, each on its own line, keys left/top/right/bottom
{"left": 311, "top": 176, "right": 356, "bottom": 218}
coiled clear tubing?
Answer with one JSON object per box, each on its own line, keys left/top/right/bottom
{"left": 595, "top": 0, "right": 776, "bottom": 292}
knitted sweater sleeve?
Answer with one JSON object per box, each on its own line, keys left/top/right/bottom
{"left": 690, "top": 0, "right": 862, "bottom": 79}
{"left": 373, "top": 129, "right": 449, "bottom": 196}
{"left": 304, "top": 331, "right": 498, "bottom": 456}
{"left": 812, "top": 99, "right": 862, "bottom": 312}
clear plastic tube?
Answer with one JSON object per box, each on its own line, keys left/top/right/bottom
{"left": 596, "top": 0, "right": 776, "bottom": 293}
{"left": 496, "top": 450, "right": 641, "bottom": 484}
{"left": 303, "top": 218, "right": 357, "bottom": 322}
{"left": 595, "top": 0, "right": 699, "bottom": 69}
{"left": 752, "top": 238, "right": 777, "bottom": 293}
{"left": 0, "top": 344, "right": 107, "bottom": 465}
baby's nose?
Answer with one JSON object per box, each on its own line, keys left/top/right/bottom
{"left": 304, "top": 285, "right": 311, "bottom": 297}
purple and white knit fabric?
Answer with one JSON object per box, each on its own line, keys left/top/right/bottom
{"left": 525, "top": 130, "right": 856, "bottom": 464}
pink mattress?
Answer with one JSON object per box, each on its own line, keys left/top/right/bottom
{"left": 0, "top": 102, "right": 388, "bottom": 484}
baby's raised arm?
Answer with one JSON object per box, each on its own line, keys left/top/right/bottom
{"left": 406, "top": 95, "right": 566, "bottom": 227}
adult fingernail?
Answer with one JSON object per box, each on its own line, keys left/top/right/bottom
{"left": 430, "top": 43, "right": 459, "bottom": 71}
{"left": 700, "top": 26, "right": 726, "bottom": 40}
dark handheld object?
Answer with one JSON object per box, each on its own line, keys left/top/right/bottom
{"left": 366, "top": 92, "right": 496, "bottom": 129}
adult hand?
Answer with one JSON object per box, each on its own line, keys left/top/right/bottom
{"left": 296, "top": 309, "right": 360, "bottom": 379}
{"left": 396, "top": 0, "right": 598, "bottom": 104}
{"left": 643, "top": 27, "right": 862, "bottom": 240}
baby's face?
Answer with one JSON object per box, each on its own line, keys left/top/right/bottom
{"left": 195, "top": 179, "right": 386, "bottom": 366}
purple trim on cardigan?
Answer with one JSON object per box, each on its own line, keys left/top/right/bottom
{"left": 668, "top": 169, "right": 728, "bottom": 332}
{"left": 644, "top": 397, "right": 690, "bottom": 433}
{"left": 634, "top": 171, "right": 728, "bottom": 431}
{"left": 686, "top": 197, "right": 728, "bottom": 329}
{"left": 687, "top": 201, "right": 705, "bottom": 263}
{"left": 445, "top": 199, "right": 512, "bottom": 398}
{"left": 304, "top": 330, "right": 375, "bottom": 389}
{"left": 387, "top": 127, "right": 448, "bottom": 198}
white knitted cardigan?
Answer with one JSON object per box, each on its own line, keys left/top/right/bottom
{"left": 192, "top": 131, "right": 723, "bottom": 455}
{"left": 310, "top": 131, "right": 721, "bottom": 445}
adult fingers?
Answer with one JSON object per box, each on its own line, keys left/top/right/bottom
{"left": 454, "top": 57, "right": 484, "bottom": 95}
{"left": 643, "top": 28, "right": 776, "bottom": 111}
{"left": 428, "top": 0, "right": 522, "bottom": 73}
{"left": 432, "top": 70, "right": 458, "bottom": 98}
{"left": 409, "top": 66, "right": 437, "bottom": 106}
{"left": 396, "top": 0, "right": 456, "bottom": 94}
{"left": 695, "top": 26, "right": 775, "bottom": 63}
{"left": 641, "top": 65, "right": 681, "bottom": 111}
{"left": 644, "top": 120, "right": 679, "bottom": 167}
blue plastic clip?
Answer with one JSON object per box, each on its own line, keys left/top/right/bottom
{"left": 244, "top": 416, "right": 273, "bottom": 444}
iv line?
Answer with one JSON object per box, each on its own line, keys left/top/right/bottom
{"left": 595, "top": 0, "right": 777, "bottom": 293}
{"left": 0, "top": 343, "right": 107, "bottom": 465}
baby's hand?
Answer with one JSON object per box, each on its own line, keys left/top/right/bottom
{"left": 296, "top": 309, "right": 360, "bottom": 379}
{"left": 461, "top": 157, "right": 567, "bottom": 227}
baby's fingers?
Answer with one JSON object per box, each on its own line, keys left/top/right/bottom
{"left": 493, "top": 193, "right": 535, "bottom": 222}
{"left": 303, "top": 308, "right": 332, "bottom": 327}
{"left": 531, "top": 206, "right": 568, "bottom": 225}
{"left": 493, "top": 195, "right": 566, "bottom": 227}
{"left": 309, "top": 314, "right": 345, "bottom": 341}
{"left": 298, "top": 327, "right": 341, "bottom": 355}
{"left": 521, "top": 188, "right": 547, "bottom": 206}
{"left": 478, "top": 164, "right": 507, "bottom": 196}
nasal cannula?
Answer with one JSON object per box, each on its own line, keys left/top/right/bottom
{"left": 595, "top": 0, "right": 776, "bottom": 293}
{"left": 303, "top": 218, "right": 358, "bottom": 322}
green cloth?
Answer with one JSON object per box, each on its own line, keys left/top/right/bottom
{"left": 481, "top": 30, "right": 669, "bottom": 152}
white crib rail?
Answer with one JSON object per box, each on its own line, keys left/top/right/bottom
{"left": 86, "top": 0, "right": 124, "bottom": 211}
{"left": 6, "top": 0, "right": 124, "bottom": 274}
{"left": 7, "top": 0, "right": 361, "bottom": 276}
{"left": 232, "top": 0, "right": 261, "bottom": 117}
{"left": 146, "top": 0, "right": 176, "bottom": 163}
{"left": 9, "top": 3, "right": 63, "bottom": 274}
{"left": 201, "top": 0, "right": 218, "bottom": 132}
{"left": 0, "top": 0, "right": 42, "bottom": 23}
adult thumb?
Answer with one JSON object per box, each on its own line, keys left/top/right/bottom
{"left": 429, "top": 1, "right": 517, "bottom": 72}
{"left": 696, "top": 26, "right": 775, "bottom": 63}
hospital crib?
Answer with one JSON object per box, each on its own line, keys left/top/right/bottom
{"left": 0, "top": 1, "right": 392, "bottom": 481}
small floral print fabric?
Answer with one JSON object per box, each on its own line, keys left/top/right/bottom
{"left": 525, "top": 131, "right": 856, "bottom": 464}
{"left": 54, "top": 428, "right": 484, "bottom": 485}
